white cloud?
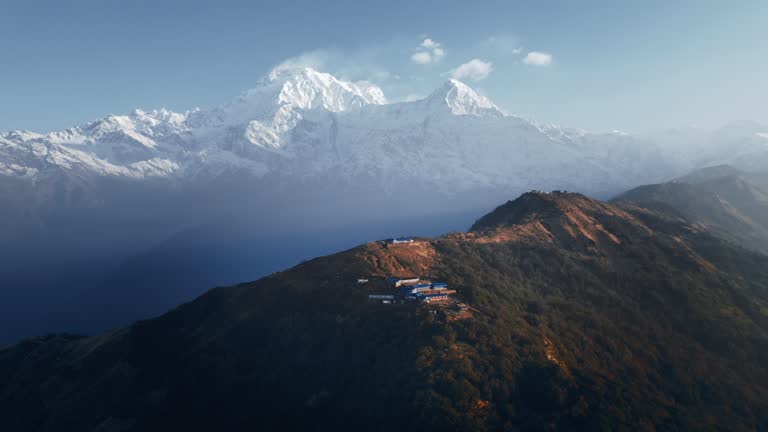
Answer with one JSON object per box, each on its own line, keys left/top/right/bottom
{"left": 450, "top": 59, "right": 494, "bottom": 81}
{"left": 512, "top": 47, "right": 522, "bottom": 55}
{"left": 402, "top": 94, "right": 424, "bottom": 102}
{"left": 269, "top": 51, "right": 329, "bottom": 80}
{"left": 411, "top": 37, "right": 445, "bottom": 64}
{"left": 267, "top": 48, "right": 397, "bottom": 86}
{"left": 421, "top": 38, "right": 439, "bottom": 49}
{"left": 411, "top": 51, "right": 433, "bottom": 64}
{"left": 523, "top": 51, "right": 553, "bottom": 66}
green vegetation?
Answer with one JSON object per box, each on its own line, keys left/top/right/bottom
{"left": 2, "top": 192, "right": 768, "bottom": 431}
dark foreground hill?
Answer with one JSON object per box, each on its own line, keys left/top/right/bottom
{"left": 2, "top": 191, "right": 768, "bottom": 431}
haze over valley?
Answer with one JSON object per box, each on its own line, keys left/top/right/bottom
{"left": 2, "top": 67, "right": 767, "bottom": 343}
{"left": 2, "top": 2, "right": 768, "bottom": 430}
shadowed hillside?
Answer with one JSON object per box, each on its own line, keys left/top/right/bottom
{"left": 618, "top": 165, "right": 768, "bottom": 253}
{"left": 2, "top": 191, "right": 768, "bottom": 431}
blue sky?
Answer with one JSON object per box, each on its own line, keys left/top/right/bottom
{"left": 1, "top": 0, "right": 766, "bottom": 133}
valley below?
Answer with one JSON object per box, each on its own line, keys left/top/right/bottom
{"left": 2, "top": 68, "right": 768, "bottom": 346}
{"left": 2, "top": 65, "right": 768, "bottom": 432}
{"left": 2, "top": 187, "right": 768, "bottom": 431}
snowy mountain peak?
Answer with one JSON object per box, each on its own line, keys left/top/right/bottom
{"left": 192, "top": 67, "right": 388, "bottom": 135}
{"left": 1, "top": 130, "right": 44, "bottom": 143}
{"left": 427, "top": 79, "right": 504, "bottom": 117}
{"left": 270, "top": 67, "right": 388, "bottom": 112}
{"left": 3, "top": 67, "right": 762, "bottom": 200}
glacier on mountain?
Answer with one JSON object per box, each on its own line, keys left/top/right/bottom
{"left": 1, "top": 67, "right": 766, "bottom": 202}
{"left": 2, "top": 67, "right": 768, "bottom": 345}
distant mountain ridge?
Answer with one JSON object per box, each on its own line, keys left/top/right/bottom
{"left": 617, "top": 165, "right": 768, "bottom": 253}
{"left": 3, "top": 67, "right": 767, "bottom": 204}
{"left": 2, "top": 67, "right": 767, "bottom": 346}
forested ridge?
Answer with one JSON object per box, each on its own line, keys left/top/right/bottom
{"left": 2, "top": 191, "right": 768, "bottom": 431}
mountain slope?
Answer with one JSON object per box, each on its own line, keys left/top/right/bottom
{"left": 2, "top": 192, "right": 768, "bottom": 431}
{"left": 2, "top": 67, "right": 768, "bottom": 385}
{"left": 618, "top": 166, "right": 768, "bottom": 253}
{"left": 0, "top": 68, "right": 700, "bottom": 202}
{"left": 4, "top": 75, "right": 766, "bottom": 206}
{"left": 0, "top": 68, "right": 695, "bottom": 344}
{"left": 3, "top": 69, "right": 767, "bottom": 219}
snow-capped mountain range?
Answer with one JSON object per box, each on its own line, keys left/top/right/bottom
{"left": 2, "top": 67, "right": 767, "bottom": 344}
{"left": 2, "top": 67, "right": 767, "bottom": 201}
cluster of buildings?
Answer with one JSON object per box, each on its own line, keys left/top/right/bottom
{"left": 363, "top": 236, "right": 455, "bottom": 305}
{"left": 369, "top": 277, "right": 456, "bottom": 304}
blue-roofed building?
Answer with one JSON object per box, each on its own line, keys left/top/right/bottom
{"left": 400, "top": 283, "right": 432, "bottom": 297}
{"left": 389, "top": 275, "right": 456, "bottom": 302}
{"left": 399, "top": 286, "right": 418, "bottom": 297}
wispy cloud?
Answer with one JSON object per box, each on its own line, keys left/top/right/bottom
{"left": 450, "top": 59, "right": 494, "bottom": 81}
{"left": 269, "top": 51, "right": 330, "bottom": 80}
{"left": 421, "top": 38, "right": 439, "bottom": 49}
{"left": 482, "top": 34, "right": 523, "bottom": 57}
{"left": 402, "top": 93, "right": 424, "bottom": 102}
{"left": 523, "top": 51, "right": 553, "bottom": 66}
{"left": 266, "top": 43, "right": 428, "bottom": 105}
{"left": 411, "top": 37, "right": 445, "bottom": 64}
{"left": 411, "top": 51, "right": 433, "bottom": 64}
{"left": 267, "top": 48, "right": 398, "bottom": 87}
